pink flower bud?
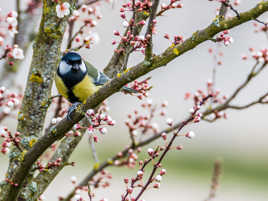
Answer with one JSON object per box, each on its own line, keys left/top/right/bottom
{"left": 137, "top": 170, "right": 144, "bottom": 177}
{"left": 185, "top": 131, "right": 195, "bottom": 139}
{"left": 161, "top": 133, "right": 167, "bottom": 140}
{"left": 147, "top": 148, "right": 154, "bottom": 156}
{"left": 160, "top": 169, "right": 166, "bottom": 176}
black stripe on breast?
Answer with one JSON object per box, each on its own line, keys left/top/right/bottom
{"left": 57, "top": 68, "right": 86, "bottom": 89}
{"left": 67, "top": 90, "right": 80, "bottom": 103}
{"left": 57, "top": 69, "right": 86, "bottom": 103}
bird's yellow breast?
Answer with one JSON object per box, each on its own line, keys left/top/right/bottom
{"left": 72, "top": 75, "right": 98, "bottom": 104}
{"left": 55, "top": 74, "right": 69, "bottom": 100}
{"left": 55, "top": 74, "right": 98, "bottom": 104}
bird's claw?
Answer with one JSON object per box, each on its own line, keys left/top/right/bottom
{"left": 67, "top": 102, "right": 81, "bottom": 121}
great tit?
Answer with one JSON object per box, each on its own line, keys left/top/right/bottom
{"left": 55, "top": 52, "right": 135, "bottom": 119}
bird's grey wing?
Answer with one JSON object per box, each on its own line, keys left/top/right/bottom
{"left": 94, "top": 71, "right": 110, "bottom": 86}
{"left": 84, "top": 60, "right": 109, "bottom": 86}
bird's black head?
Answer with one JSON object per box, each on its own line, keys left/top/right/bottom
{"left": 62, "top": 52, "right": 82, "bottom": 72}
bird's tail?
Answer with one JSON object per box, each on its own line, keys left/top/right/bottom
{"left": 121, "top": 86, "right": 138, "bottom": 93}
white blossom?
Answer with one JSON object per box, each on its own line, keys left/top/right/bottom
{"left": 137, "top": 170, "right": 144, "bottom": 177}
{"left": 56, "top": 2, "right": 71, "bottom": 18}
{"left": 99, "top": 127, "right": 107, "bottom": 134}
{"left": 3, "top": 107, "right": 11, "bottom": 114}
{"left": 155, "top": 175, "right": 162, "bottom": 182}
{"left": 186, "top": 131, "right": 195, "bottom": 139}
{"left": 166, "top": 117, "right": 173, "bottom": 126}
{"left": 70, "top": 176, "right": 77, "bottom": 183}
{"left": 0, "top": 36, "right": 4, "bottom": 46}
{"left": 122, "top": 21, "right": 129, "bottom": 28}
{"left": 12, "top": 45, "right": 24, "bottom": 60}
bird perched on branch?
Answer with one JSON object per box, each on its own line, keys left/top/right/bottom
{"left": 55, "top": 52, "right": 135, "bottom": 120}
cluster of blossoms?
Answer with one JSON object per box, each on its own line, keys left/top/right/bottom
{"left": 249, "top": 48, "right": 268, "bottom": 63}
{"left": 215, "top": 30, "right": 234, "bottom": 46}
{"left": 63, "top": 171, "right": 111, "bottom": 201}
{"left": 244, "top": 48, "right": 268, "bottom": 63}
{"left": 208, "top": 47, "right": 224, "bottom": 66}
{"left": 252, "top": 20, "right": 268, "bottom": 34}
{"left": 113, "top": 0, "right": 183, "bottom": 54}
{"left": 164, "top": 33, "right": 183, "bottom": 45}
{"left": 56, "top": 1, "right": 101, "bottom": 50}
{"left": 115, "top": 148, "right": 141, "bottom": 168}
{"left": 185, "top": 80, "right": 228, "bottom": 121}
{"left": 124, "top": 99, "right": 168, "bottom": 140}
{"left": 69, "top": 4, "right": 101, "bottom": 49}
{"left": 0, "top": 86, "right": 21, "bottom": 119}
{"left": 0, "top": 127, "right": 21, "bottom": 155}
{"left": 121, "top": 149, "right": 167, "bottom": 201}
{"left": 113, "top": 0, "right": 185, "bottom": 55}
{"left": 64, "top": 102, "right": 115, "bottom": 142}
{"left": 124, "top": 77, "right": 152, "bottom": 100}
{"left": 0, "top": 10, "right": 24, "bottom": 61}
{"left": 160, "top": 0, "right": 183, "bottom": 15}
{"left": 113, "top": 0, "right": 156, "bottom": 54}
{"left": 35, "top": 157, "right": 75, "bottom": 172}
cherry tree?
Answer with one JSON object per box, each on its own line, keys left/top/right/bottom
{"left": 0, "top": 0, "right": 268, "bottom": 201}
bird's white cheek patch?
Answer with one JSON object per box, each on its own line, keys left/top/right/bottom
{"left": 80, "top": 61, "right": 87, "bottom": 73}
{"left": 59, "top": 61, "right": 72, "bottom": 75}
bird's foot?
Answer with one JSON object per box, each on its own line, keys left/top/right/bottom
{"left": 67, "top": 102, "right": 81, "bottom": 121}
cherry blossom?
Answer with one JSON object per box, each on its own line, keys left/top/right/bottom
{"left": 56, "top": 2, "right": 71, "bottom": 18}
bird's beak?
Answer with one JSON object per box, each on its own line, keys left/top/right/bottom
{"left": 71, "top": 64, "right": 80, "bottom": 72}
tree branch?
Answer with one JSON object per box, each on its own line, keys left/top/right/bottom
{"left": 219, "top": 0, "right": 230, "bottom": 18}
{"left": 104, "top": 11, "right": 149, "bottom": 78}
{"left": 203, "top": 62, "right": 267, "bottom": 120}
{"left": 145, "top": 0, "right": 160, "bottom": 60}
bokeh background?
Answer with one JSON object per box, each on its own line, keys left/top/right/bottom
{"left": 0, "top": 0, "right": 268, "bottom": 200}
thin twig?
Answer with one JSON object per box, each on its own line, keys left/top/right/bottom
{"left": 219, "top": 0, "right": 230, "bottom": 18}
{"left": 14, "top": 0, "right": 21, "bottom": 45}
{"left": 221, "top": 1, "right": 240, "bottom": 19}
{"left": 54, "top": 96, "right": 64, "bottom": 118}
{"left": 204, "top": 160, "right": 222, "bottom": 201}
{"left": 254, "top": 18, "right": 268, "bottom": 26}
{"left": 228, "top": 91, "right": 268, "bottom": 109}
{"left": 203, "top": 62, "right": 267, "bottom": 119}
{"left": 88, "top": 132, "right": 99, "bottom": 163}
{"left": 225, "top": 62, "right": 266, "bottom": 105}
{"left": 76, "top": 0, "right": 102, "bottom": 10}
{"left": 0, "top": 49, "right": 9, "bottom": 60}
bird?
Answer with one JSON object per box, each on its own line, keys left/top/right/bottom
{"left": 55, "top": 52, "right": 135, "bottom": 120}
